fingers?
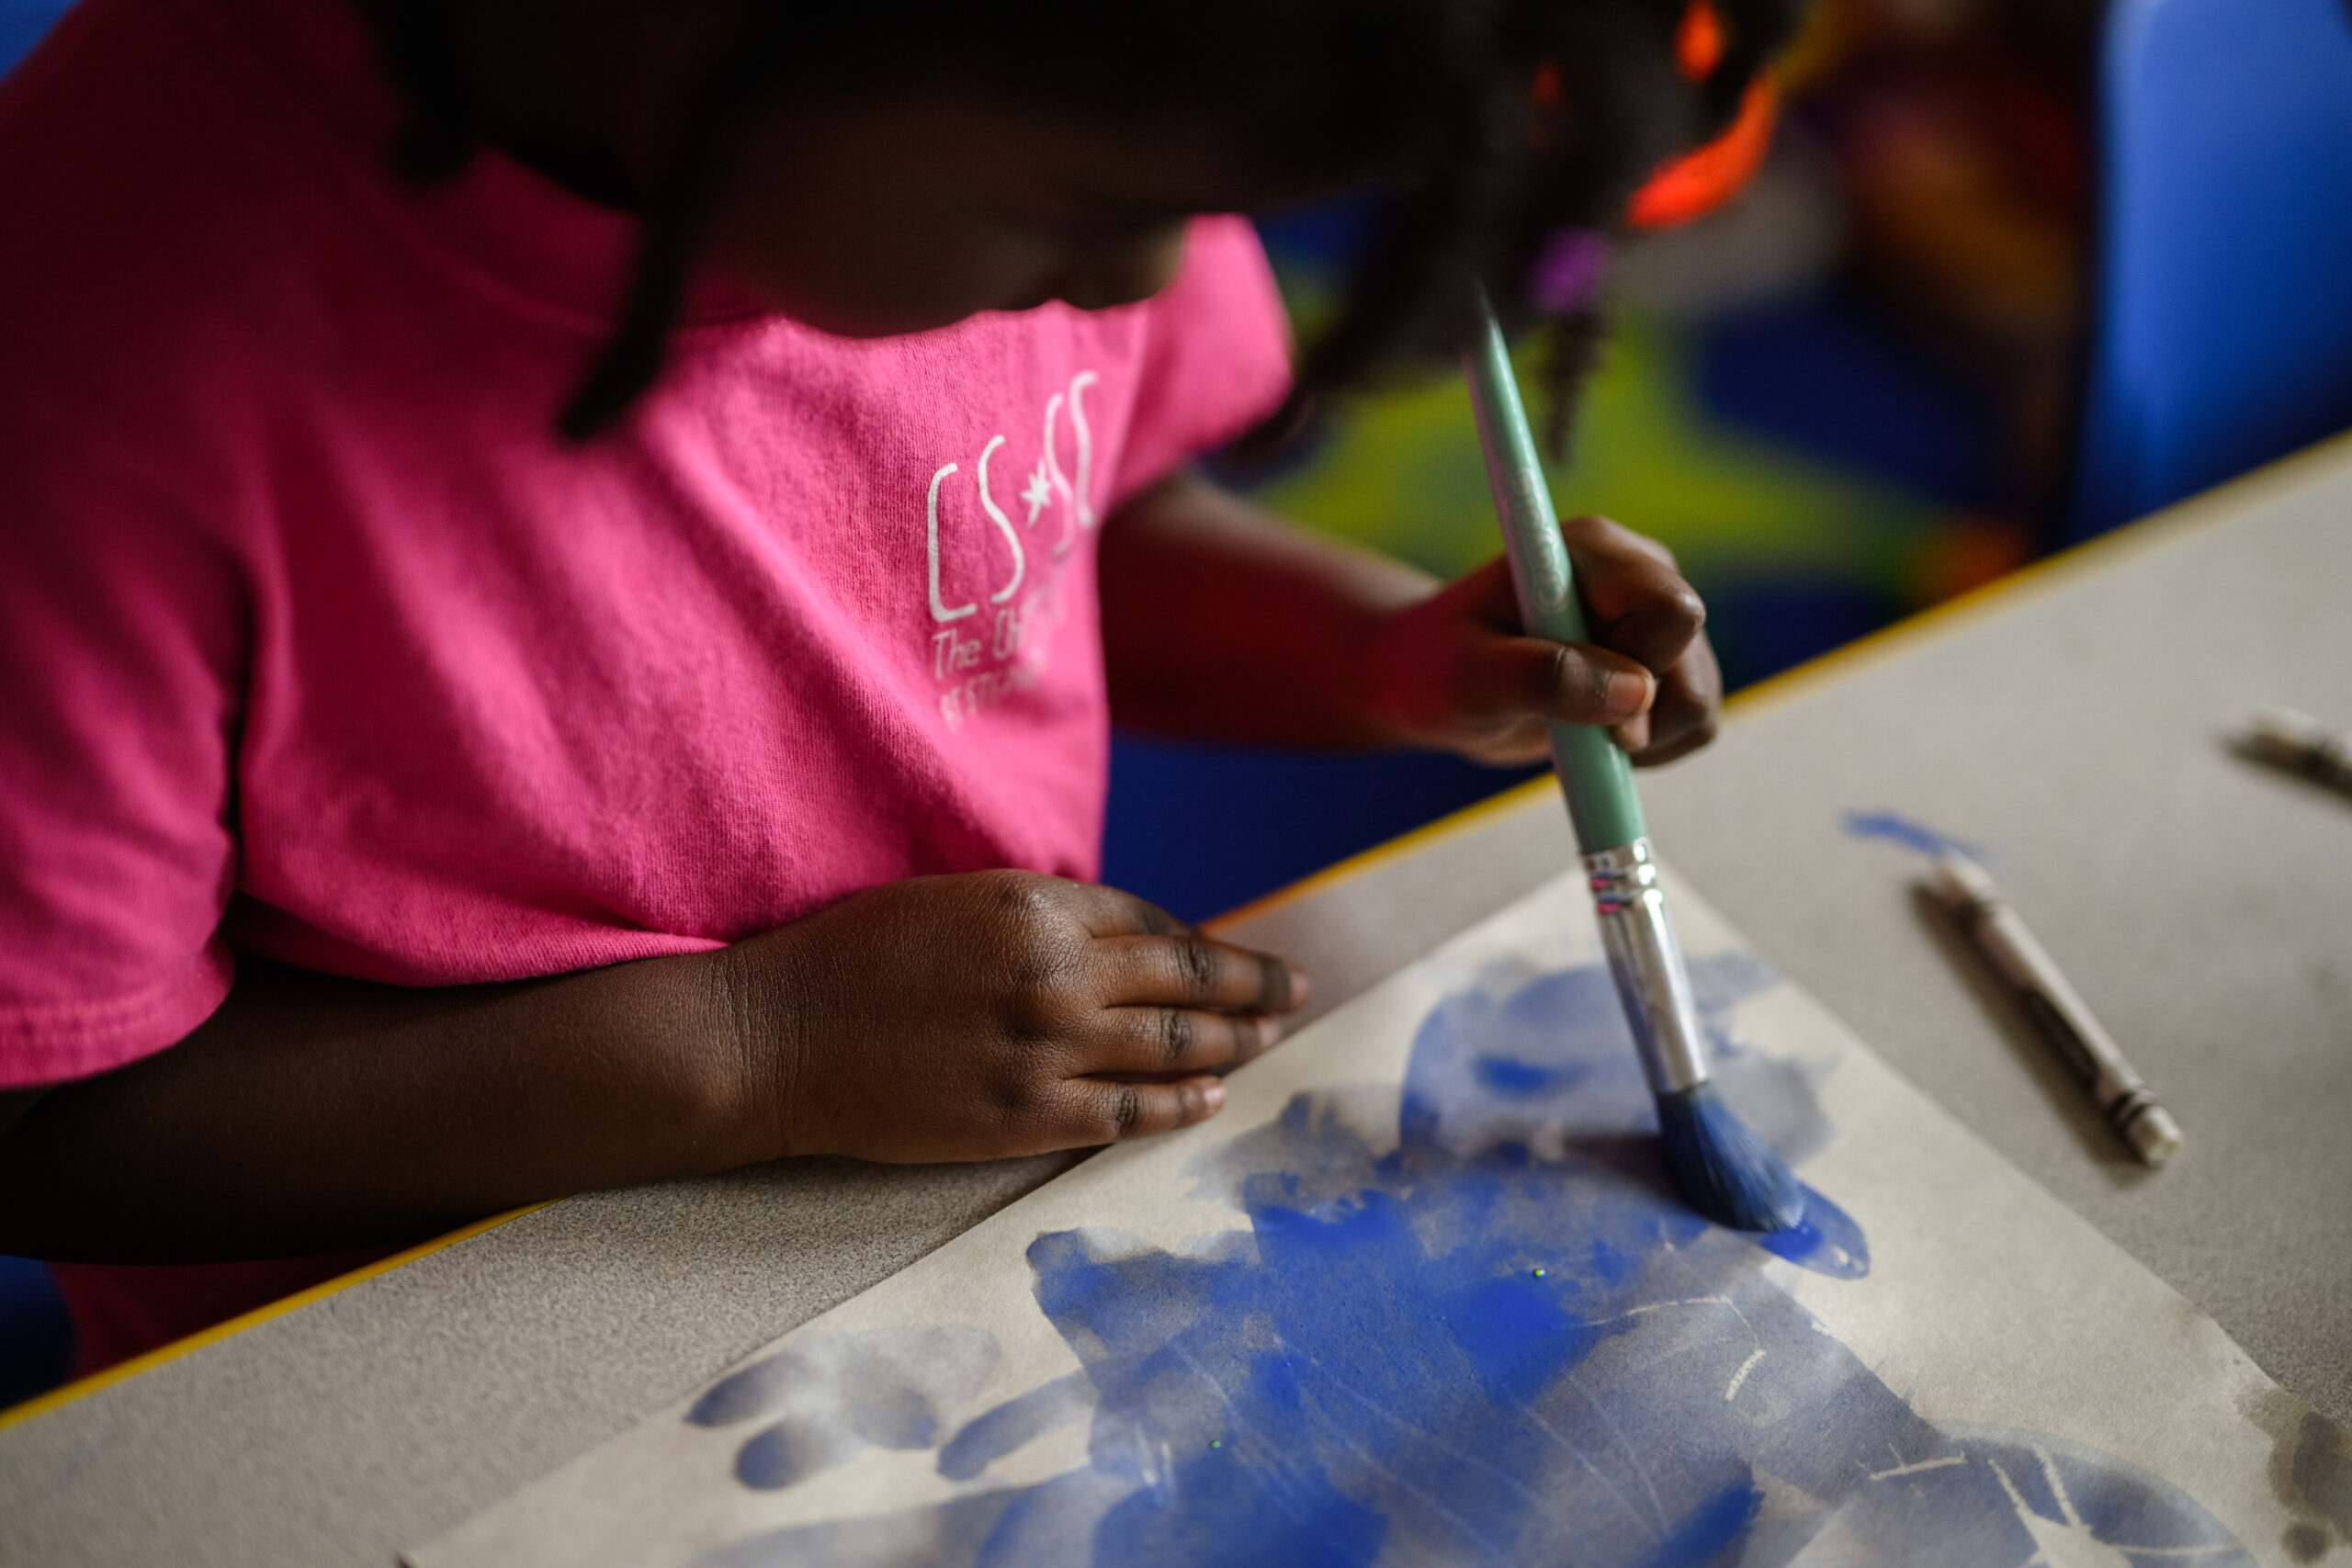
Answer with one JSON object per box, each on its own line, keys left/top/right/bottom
{"left": 1622, "top": 632, "right": 1723, "bottom": 766}
{"left": 1093, "top": 932, "right": 1306, "bottom": 1013}
{"left": 1435, "top": 524, "right": 1704, "bottom": 737}
{"left": 1453, "top": 632, "right": 1657, "bottom": 731}
{"left": 1051, "top": 928, "right": 1305, "bottom": 1140}
{"left": 1558, "top": 513, "right": 1707, "bottom": 674}
{"left": 1088, "top": 1005, "right": 1284, "bottom": 1077}
{"left": 1056, "top": 1076, "right": 1227, "bottom": 1143}
{"left": 1546, "top": 514, "right": 1719, "bottom": 764}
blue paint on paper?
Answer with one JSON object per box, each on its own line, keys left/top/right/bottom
{"left": 687, "top": 1325, "right": 1001, "bottom": 1494}
{"left": 1471, "top": 1055, "right": 1576, "bottom": 1096}
{"left": 1640, "top": 1479, "right": 1762, "bottom": 1567}
{"left": 1758, "top": 1184, "right": 1870, "bottom": 1278}
{"left": 733, "top": 1421, "right": 836, "bottom": 1491}
{"left": 688, "top": 1356, "right": 800, "bottom": 1427}
{"left": 692, "top": 955, "right": 2252, "bottom": 1567}
{"left": 935, "top": 1372, "right": 1094, "bottom": 1483}
{"left": 1840, "top": 808, "right": 1988, "bottom": 860}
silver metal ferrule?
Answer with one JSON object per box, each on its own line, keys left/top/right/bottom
{"left": 1584, "top": 840, "right": 1712, "bottom": 1095}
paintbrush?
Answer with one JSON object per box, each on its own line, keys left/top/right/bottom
{"left": 1461, "top": 292, "right": 1803, "bottom": 1232}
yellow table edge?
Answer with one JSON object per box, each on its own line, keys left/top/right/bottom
{"left": 7, "top": 426, "right": 2342, "bottom": 1431}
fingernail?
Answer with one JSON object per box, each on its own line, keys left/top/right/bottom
{"left": 1286, "top": 965, "right": 1312, "bottom": 1007}
{"left": 1257, "top": 1016, "right": 1285, "bottom": 1049}
{"left": 1200, "top": 1080, "right": 1227, "bottom": 1113}
{"left": 1604, "top": 671, "right": 1651, "bottom": 718}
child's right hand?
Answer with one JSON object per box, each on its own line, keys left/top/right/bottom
{"left": 729, "top": 871, "right": 1306, "bottom": 1164}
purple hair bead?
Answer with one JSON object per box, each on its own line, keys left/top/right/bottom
{"left": 1528, "top": 227, "right": 1611, "bottom": 315}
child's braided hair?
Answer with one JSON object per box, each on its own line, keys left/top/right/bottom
{"left": 357, "top": 0, "right": 1807, "bottom": 445}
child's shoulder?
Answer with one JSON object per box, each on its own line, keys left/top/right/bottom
{"left": 0, "top": 0, "right": 409, "bottom": 400}
{"left": 0, "top": 0, "right": 286, "bottom": 276}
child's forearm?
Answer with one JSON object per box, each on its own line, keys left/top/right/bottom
{"left": 0, "top": 946, "right": 777, "bottom": 1262}
{"left": 1097, "top": 470, "right": 1440, "bottom": 748}
{"left": 0, "top": 870, "right": 1307, "bottom": 1263}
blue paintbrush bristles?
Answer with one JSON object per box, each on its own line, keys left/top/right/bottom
{"left": 1656, "top": 1082, "right": 1805, "bottom": 1233}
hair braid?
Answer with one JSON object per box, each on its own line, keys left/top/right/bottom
{"left": 1266, "top": 5, "right": 1530, "bottom": 437}
{"left": 557, "top": 7, "right": 809, "bottom": 440}
{"left": 358, "top": 0, "right": 479, "bottom": 182}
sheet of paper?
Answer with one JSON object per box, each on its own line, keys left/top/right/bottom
{"left": 411, "top": 869, "right": 2348, "bottom": 1567}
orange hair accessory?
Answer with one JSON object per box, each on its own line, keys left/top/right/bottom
{"left": 1675, "top": 0, "right": 1725, "bottom": 77}
{"left": 1626, "top": 76, "right": 1777, "bottom": 229}
{"left": 1623, "top": 0, "right": 1779, "bottom": 231}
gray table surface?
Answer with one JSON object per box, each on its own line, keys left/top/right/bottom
{"left": 5, "top": 435, "right": 2349, "bottom": 1568}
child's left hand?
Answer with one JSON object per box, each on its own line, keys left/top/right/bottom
{"left": 1360, "top": 513, "right": 1721, "bottom": 767}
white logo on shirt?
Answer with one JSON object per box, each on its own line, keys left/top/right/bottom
{"left": 924, "top": 369, "right": 1099, "bottom": 730}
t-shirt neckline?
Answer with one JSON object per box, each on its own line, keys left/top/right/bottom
{"left": 207, "top": 0, "right": 773, "bottom": 333}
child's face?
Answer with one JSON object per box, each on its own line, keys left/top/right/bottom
{"left": 703, "top": 88, "right": 1337, "bottom": 336}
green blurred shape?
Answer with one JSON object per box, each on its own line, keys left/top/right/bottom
{"left": 1252, "top": 308, "right": 1949, "bottom": 602}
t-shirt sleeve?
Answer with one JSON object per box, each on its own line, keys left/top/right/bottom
{"left": 0, "top": 436, "right": 244, "bottom": 1089}
{"left": 1107, "top": 214, "right": 1295, "bottom": 505}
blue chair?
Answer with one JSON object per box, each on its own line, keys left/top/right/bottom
{"left": 1103, "top": 738, "right": 1537, "bottom": 925}
{"left": 0, "top": 0, "right": 74, "bottom": 77}
{"left": 2069, "top": 0, "right": 2352, "bottom": 540}
{"left": 0, "top": 1255, "right": 71, "bottom": 1408}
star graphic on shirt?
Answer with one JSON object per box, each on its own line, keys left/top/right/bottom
{"left": 1020, "top": 459, "right": 1055, "bottom": 525}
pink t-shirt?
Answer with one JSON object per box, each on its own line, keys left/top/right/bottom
{"left": 0, "top": 0, "right": 1293, "bottom": 1090}
{"left": 0, "top": 0, "right": 1290, "bottom": 1371}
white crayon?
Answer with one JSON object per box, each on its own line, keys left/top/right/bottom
{"left": 1931, "top": 852, "right": 2182, "bottom": 1169}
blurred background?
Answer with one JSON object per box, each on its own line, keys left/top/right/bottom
{"left": 1110, "top": 0, "right": 2108, "bottom": 922}
{"left": 5, "top": 0, "right": 2350, "bottom": 1406}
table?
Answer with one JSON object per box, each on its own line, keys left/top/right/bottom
{"left": 4, "top": 434, "right": 2348, "bottom": 1568}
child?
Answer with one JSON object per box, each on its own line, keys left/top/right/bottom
{"left": 0, "top": 0, "right": 1792, "bottom": 1372}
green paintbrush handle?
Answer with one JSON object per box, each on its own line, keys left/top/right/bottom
{"left": 1461, "top": 296, "right": 1647, "bottom": 854}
